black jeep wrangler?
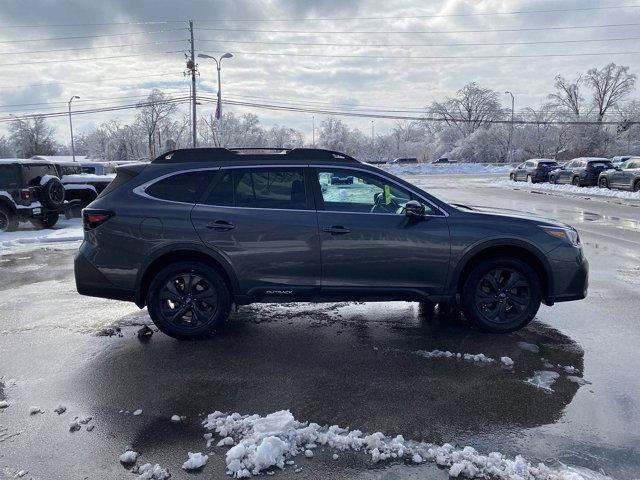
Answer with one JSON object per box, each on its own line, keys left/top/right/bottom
{"left": 0, "top": 159, "right": 78, "bottom": 232}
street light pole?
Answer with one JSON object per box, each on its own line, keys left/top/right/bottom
{"left": 198, "top": 53, "right": 233, "bottom": 146}
{"left": 68, "top": 95, "right": 80, "bottom": 161}
{"left": 504, "top": 91, "right": 514, "bottom": 163}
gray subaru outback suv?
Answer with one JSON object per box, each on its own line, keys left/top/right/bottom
{"left": 75, "top": 148, "right": 588, "bottom": 339}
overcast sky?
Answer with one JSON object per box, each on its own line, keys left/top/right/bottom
{"left": 0, "top": 0, "right": 639, "bottom": 145}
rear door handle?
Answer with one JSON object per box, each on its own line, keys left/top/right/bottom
{"left": 323, "top": 225, "right": 350, "bottom": 235}
{"left": 206, "top": 220, "right": 236, "bottom": 231}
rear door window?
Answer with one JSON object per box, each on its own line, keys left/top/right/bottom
{"left": 234, "top": 168, "right": 307, "bottom": 210}
{"left": 0, "top": 164, "right": 20, "bottom": 189}
{"left": 145, "top": 170, "right": 215, "bottom": 204}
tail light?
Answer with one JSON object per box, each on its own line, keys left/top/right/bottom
{"left": 20, "top": 189, "right": 33, "bottom": 201}
{"left": 83, "top": 209, "right": 114, "bottom": 230}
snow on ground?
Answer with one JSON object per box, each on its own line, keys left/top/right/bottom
{"left": 414, "top": 349, "right": 497, "bottom": 364}
{"left": 132, "top": 463, "right": 170, "bottom": 480}
{"left": 119, "top": 450, "right": 139, "bottom": 464}
{"left": 0, "top": 218, "right": 83, "bottom": 254}
{"left": 203, "top": 409, "right": 605, "bottom": 479}
{"left": 525, "top": 371, "right": 560, "bottom": 392}
{"left": 182, "top": 452, "right": 208, "bottom": 470}
{"left": 381, "top": 163, "right": 513, "bottom": 175}
{"left": 494, "top": 179, "right": 640, "bottom": 200}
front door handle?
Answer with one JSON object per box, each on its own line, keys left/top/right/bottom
{"left": 323, "top": 225, "right": 350, "bottom": 235}
{"left": 206, "top": 220, "right": 236, "bottom": 231}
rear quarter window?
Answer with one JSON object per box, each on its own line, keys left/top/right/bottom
{"left": 145, "top": 170, "right": 215, "bottom": 204}
{"left": 0, "top": 164, "right": 20, "bottom": 189}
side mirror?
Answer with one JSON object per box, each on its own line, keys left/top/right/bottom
{"left": 405, "top": 200, "right": 426, "bottom": 219}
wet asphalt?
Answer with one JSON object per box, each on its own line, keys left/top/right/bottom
{"left": 0, "top": 174, "right": 639, "bottom": 479}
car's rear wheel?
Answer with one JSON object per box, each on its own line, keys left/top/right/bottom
{"left": 549, "top": 175, "right": 556, "bottom": 184}
{"left": 598, "top": 178, "right": 609, "bottom": 189}
{"left": 509, "top": 173, "right": 515, "bottom": 181}
{"left": 0, "top": 205, "right": 18, "bottom": 232}
{"left": 572, "top": 177, "right": 580, "bottom": 186}
{"left": 147, "top": 261, "right": 231, "bottom": 339}
{"left": 30, "top": 213, "right": 59, "bottom": 229}
{"left": 460, "top": 257, "right": 541, "bottom": 333}
{"left": 634, "top": 180, "right": 640, "bottom": 192}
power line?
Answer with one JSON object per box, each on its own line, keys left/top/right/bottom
{"left": 0, "top": 20, "right": 184, "bottom": 28}
{"left": 195, "top": 4, "right": 640, "bottom": 22}
{"left": 200, "top": 49, "right": 640, "bottom": 60}
{"left": 195, "top": 22, "right": 640, "bottom": 35}
{"left": 0, "top": 39, "right": 188, "bottom": 56}
{"left": 0, "top": 50, "right": 184, "bottom": 67}
{"left": 196, "top": 35, "right": 640, "bottom": 48}
{"left": 0, "top": 73, "right": 183, "bottom": 90}
{"left": 0, "top": 28, "right": 185, "bottom": 44}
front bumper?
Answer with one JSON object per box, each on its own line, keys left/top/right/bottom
{"left": 546, "top": 246, "right": 589, "bottom": 303}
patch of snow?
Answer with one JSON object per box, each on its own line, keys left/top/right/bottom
{"left": 517, "top": 341, "right": 540, "bottom": 353}
{"left": 567, "top": 376, "right": 592, "bottom": 386}
{"left": 561, "top": 365, "right": 580, "bottom": 374}
{"left": 203, "top": 409, "right": 603, "bottom": 479}
{"left": 332, "top": 453, "right": 339, "bottom": 460}
{"left": 382, "top": 163, "right": 512, "bottom": 176}
{"left": 0, "top": 218, "right": 83, "bottom": 254}
{"left": 218, "top": 436, "right": 235, "bottom": 447}
{"left": 304, "top": 449, "right": 313, "bottom": 458}
{"left": 61, "top": 173, "right": 115, "bottom": 183}
{"left": 14, "top": 470, "right": 28, "bottom": 478}
{"left": 39, "top": 174, "right": 58, "bottom": 186}
{"left": 500, "top": 356, "right": 514, "bottom": 367}
{"left": 133, "top": 463, "right": 170, "bottom": 480}
{"left": 526, "top": 370, "right": 560, "bottom": 392}
{"left": 0, "top": 400, "right": 9, "bottom": 408}
{"left": 494, "top": 178, "right": 640, "bottom": 200}
{"left": 182, "top": 452, "right": 208, "bottom": 470}
{"left": 120, "top": 450, "right": 139, "bottom": 464}
{"left": 133, "top": 409, "right": 143, "bottom": 416}
{"left": 62, "top": 184, "right": 96, "bottom": 192}
{"left": 170, "top": 415, "right": 181, "bottom": 423}
{"left": 414, "top": 349, "right": 495, "bottom": 364}
{"left": 29, "top": 406, "right": 42, "bottom": 415}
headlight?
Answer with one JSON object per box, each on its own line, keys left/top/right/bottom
{"left": 539, "top": 225, "right": 581, "bottom": 247}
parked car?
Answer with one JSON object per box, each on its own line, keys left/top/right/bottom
{"left": 77, "top": 161, "right": 116, "bottom": 175}
{"left": 510, "top": 159, "right": 559, "bottom": 183}
{"left": 598, "top": 157, "right": 640, "bottom": 191}
{"left": 611, "top": 155, "right": 633, "bottom": 166}
{"left": 391, "top": 157, "right": 418, "bottom": 164}
{"left": 0, "top": 159, "right": 78, "bottom": 232}
{"left": 75, "top": 148, "right": 588, "bottom": 339}
{"left": 432, "top": 157, "right": 456, "bottom": 164}
{"left": 51, "top": 161, "right": 115, "bottom": 207}
{"left": 548, "top": 158, "right": 614, "bottom": 186}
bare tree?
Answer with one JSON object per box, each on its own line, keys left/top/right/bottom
{"left": 548, "top": 75, "right": 584, "bottom": 117}
{"left": 0, "top": 136, "right": 12, "bottom": 157}
{"left": 428, "top": 82, "right": 504, "bottom": 136}
{"left": 9, "top": 116, "right": 57, "bottom": 157}
{"left": 135, "top": 89, "right": 178, "bottom": 157}
{"left": 585, "top": 63, "right": 636, "bottom": 121}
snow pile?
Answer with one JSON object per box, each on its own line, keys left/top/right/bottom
{"left": 133, "top": 463, "right": 170, "bottom": 480}
{"left": 517, "top": 342, "right": 540, "bottom": 353}
{"left": 182, "top": 452, "right": 208, "bottom": 470}
{"left": 414, "top": 349, "right": 496, "bottom": 364}
{"left": 0, "top": 400, "right": 9, "bottom": 408}
{"left": 203, "top": 409, "right": 601, "bottom": 479}
{"left": 133, "top": 409, "right": 143, "bottom": 416}
{"left": 500, "top": 357, "right": 514, "bottom": 367}
{"left": 61, "top": 173, "right": 115, "bottom": 183}
{"left": 0, "top": 218, "right": 83, "bottom": 254}
{"left": 170, "top": 414, "right": 181, "bottom": 422}
{"left": 29, "top": 406, "right": 42, "bottom": 415}
{"left": 526, "top": 370, "right": 560, "bottom": 392}
{"left": 120, "top": 450, "right": 139, "bottom": 464}
{"left": 495, "top": 179, "right": 640, "bottom": 200}
{"left": 382, "top": 163, "right": 513, "bottom": 176}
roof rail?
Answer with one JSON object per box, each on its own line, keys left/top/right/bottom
{"left": 151, "top": 147, "right": 359, "bottom": 164}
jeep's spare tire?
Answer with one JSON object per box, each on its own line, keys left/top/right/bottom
{"left": 38, "top": 177, "right": 65, "bottom": 210}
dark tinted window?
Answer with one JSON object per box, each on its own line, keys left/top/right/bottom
{"left": 58, "top": 165, "right": 82, "bottom": 176}
{"left": 234, "top": 169, "right": 307, "bottom": 209}
{"left": 22, "top": 164, "right": 58, "bottom": 186}
{"left": 80, "top": 166, "right": 96, "bottom": 174}
{"left": 146, "top": 171, "right": 214, "bottom": 203}
{"left": 0, "top": 164, "right": 20, "bottom": 189}
{"left": 203, "top": 170, "right": 234, "bottom": 206}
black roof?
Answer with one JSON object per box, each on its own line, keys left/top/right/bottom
{"left": 151, "top": 148, "right": 360, "bottom": 164}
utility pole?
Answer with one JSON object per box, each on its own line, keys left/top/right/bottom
{"left": 371, "top": 120, "right": 374, "bottom": 146}
{"left": 188, "top": 20, "right": 197, "bottom": 147}
{"left": 504, "top": 91, "right": 514, "bottom": 163}
{"left": 312, "top": 115, "right": 315, "bottom": 147}
{"left": 68, "top": 95, "right": 80, "bottom": 161}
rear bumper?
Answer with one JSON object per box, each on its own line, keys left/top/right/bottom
{"left": 74, "top": 250, "right": 135, "bottom": 302}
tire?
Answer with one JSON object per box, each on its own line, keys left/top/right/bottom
{"left": 460, "top": 257, "right": 541, "bottom": 333}
{"left": 571, "top": 177, "right": 580, "bottom": 187}
{"left": 147, "top": 261, "right": 231, "bottom": 339}
{"left": 598, "top": 178, "right": 609, "bottom": 189}
{"left": 634, "top": 180, "right": 640, "bottom": 192}
{"left": 0, "top": 204, "right": 18, "bottom": 232}
{"left": 38, "top": 177, "right": 65, "bottom": 210}
{"left": 509, "top": 173, "right": 515, "bottom": 181}
{"left": 29, "top": 213, "right": 59, "bottom": 229}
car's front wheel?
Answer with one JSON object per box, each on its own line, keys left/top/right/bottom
{"left": 598, "top": 178, "right": 609, "bottom": 189}
{"left": 460, "top": 257, "right": 541, "bottom": 333}
{"left": 572, "top": 177, "right": 581, "bottom": 186}
{"left": 147, "top": 262, "right": 231, "bottom": 339}
{"left": 634, "top": 180, "right": 640, "bottom": 192}
{"left": 0, "top": 205, "right": 18, "bottom": 232}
